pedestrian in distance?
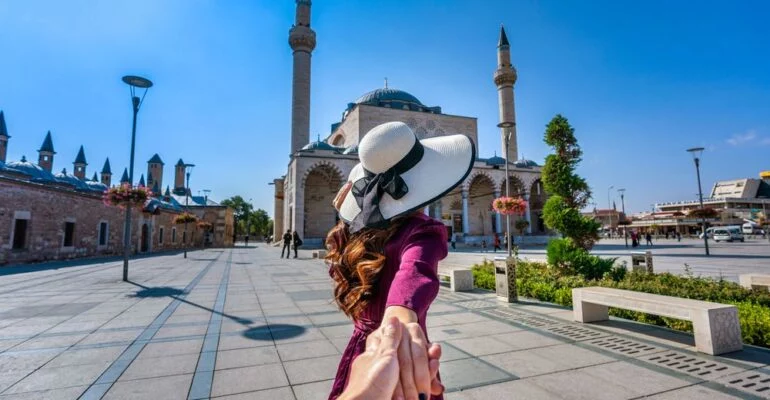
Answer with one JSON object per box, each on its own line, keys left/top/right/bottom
{"left": 281, "top": 229, "right": 292, "bottom": 258}
{"left": 646, "top": 232, "right": 653, "bottom": 246}
{"left": 676, "top": 232, "right": 682, "bottom": 242}
{"left": 325, "top": 121, "right": 475, "bottom": 399}
{"left": 493, "top": 234, "right": 501, "bottom": 252}
{"left": 245, "top": 234, "right": 249, "bottom": 247}
{"left": 292, "top": 231, "right": 303, "bottom": 258}
{"left": 481, "top": 239, "right": 487, "bottom": 252}
{"left": 450, "top": 235, "right": 456, "bottom": 250}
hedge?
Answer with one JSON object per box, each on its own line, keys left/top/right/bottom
{"left": 470, "top": 259, "right": 770, "bottom": 347}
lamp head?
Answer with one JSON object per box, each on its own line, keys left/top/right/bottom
{"left": 122, "top": 75, "right": 153, "bottom": 89}
{"left": 686, "top": 147, "right": 705, "bottom": 160}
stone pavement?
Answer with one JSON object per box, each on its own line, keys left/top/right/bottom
{"left": 0, "top": 246, "right": 769, "bottom": 399}
{"left": 440, "top": 238, "right": 770, "bottom": 282}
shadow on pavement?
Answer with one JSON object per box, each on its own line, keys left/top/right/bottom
{"left": 243, "top": 324, "right": 306, "bottom": 341}
{"left": 126, "top": 281, "right": 253, "bottom": 325}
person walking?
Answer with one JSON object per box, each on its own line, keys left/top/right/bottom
{"left": 645, "top": 232, "right": 653, "bottom": 246}
{"left": 450, "top": 235, "right": 456, "bottom": 251}
{"left": 292, "top": 230, "right": 303, "bottom": 258}
{"left": 281, "top": 229, "right": 292, "bottom": 258}
{"left": 493, "top": 233, "right": 501, "bottom": 252}
{"left": 325, "top": 121, "right": 475, "bottom": 399}
{"left": 481, "top": 239, "right": 487, "bottom": 252}
{"left": 245, "top": 234, "right": 249, "bottom": 247}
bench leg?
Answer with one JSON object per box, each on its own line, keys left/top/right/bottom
{"left": 692, "top": 307, "right": 743, "bottom": 355}
{"left": 450, "top": 270, "right": 474, "bottom": 292}
{"left": 572, "top": 290, "right": 609, "bottom": 323}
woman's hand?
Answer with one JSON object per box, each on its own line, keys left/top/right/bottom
{"left": 339, "top": 317, "right": 403, "bottom": 400}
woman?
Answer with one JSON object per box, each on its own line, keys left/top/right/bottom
{"left": 292, "top": 230, "right": 302, "bottom": 258}
{"left": 326, "top": 122, "right": 475, "bottom": 400}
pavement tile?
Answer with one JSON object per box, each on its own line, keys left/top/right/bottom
{"left": 213, "top": 386, "right": 295, "bottom": 399}
{"left": 218, "top": 333, "right": 273, "bottom": 351}
{"left": 283, "top": 355, "right": 341, "bottom": 385}
{"left": 216, "top": 346, "right": 281, "bottom": 370}
{"left": 11, "top": 333, "right": 88, "bottom": 351}
{"left": 445, "top": 378, "right": 554, "bottom": 399}
{"left": 480, "top": 344, "right": 614, "bottom": 378}
{"left": 0, "top": 385, "right": 88, "bottom": 400}
{"left": 440, "top": 358, "right": 514, "bottom": 392}
{"left": 580, "top": 361, "right": 691, "bottom": 397}
{"left": 643, "top": 385, "right": 744, "bottom": 399}
{"left": 276, "top": 339, "right": 339, "bottom": 361}
{"left": 136, "top": 338, "right": 203, "bottom": 358}
{"left": 293, "top": 379, "right": 334, "bottom": 400}
{"left": 211, "top": 364, "right": 289, "bottom": 397}
{"left": 119, "top": 353, "right": 199, "bottom": 380}
{"left": 5, "top": 362, "right": 109, "bottom": 394}
{"left": 526, "top": 369, "right": 640, "bottom": 399}
{"left": 153, "top": 324, "right": 208, "bottom": 339}
{"left": 46, "top": 345, "right": 128, "bottom": 368}
{"left": 446, "top": 335, "right": 521, "bottom": 356}
{"left": 78, "top": 329, "right": 142, "bottom": 346}
{"left": 319, "top": 324, "right": 353, "bottom": 339}
{"left": 103, "top": 373, "right": 193, "bottom": 400}
{"left": 490, "top": 330, "right": 565, "bottom": 350}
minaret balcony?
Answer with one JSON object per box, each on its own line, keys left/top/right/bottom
{"left": 494, "top": 68, "right": 518, "bottom": 86}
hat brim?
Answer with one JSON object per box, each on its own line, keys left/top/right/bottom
{"left": 338, "top": 134, "right": 476, "bottom": 225}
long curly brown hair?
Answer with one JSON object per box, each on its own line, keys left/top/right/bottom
{"left": 325, "top": 218, "right": 408, "bottom": 320}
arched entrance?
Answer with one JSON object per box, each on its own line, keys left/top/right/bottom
{"left": 140, "top": 223, "right": 150, "bottom": 253}
{"left": 303, "top": 164, "right": 343, "bottom": 240}
{"left": 468, "top": 174, "right": 496, "bottom": 236}
{"left": 529, "top": 179, "right": 547, "bottom": 234}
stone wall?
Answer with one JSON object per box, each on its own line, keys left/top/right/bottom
{"left": 0, "top": 177, "right": 232, "bottom": 265}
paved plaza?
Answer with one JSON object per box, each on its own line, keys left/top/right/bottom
{"left": 441, "top": 238, "right": 770, "bottom": 282}
{"left": 0, "top": 246, "right": 769, "bottom": 399}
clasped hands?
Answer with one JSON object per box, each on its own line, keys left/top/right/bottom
{"left": 340, "top": 317, "right": 443, "bottom": 400}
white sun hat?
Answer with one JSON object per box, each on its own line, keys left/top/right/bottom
{"left": 337, "top": 121, "right": 475, "bottom": 233}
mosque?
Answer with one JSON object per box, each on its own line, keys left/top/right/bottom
{"left": 273, "top": 0, "right": 549, "bottom": 246}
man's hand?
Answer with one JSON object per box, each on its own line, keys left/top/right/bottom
{"left": 340, "top": 317, "right": 402, "bottom": 400}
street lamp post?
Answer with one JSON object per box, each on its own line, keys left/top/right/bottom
{"left": 183, "top": 164, "right": 195, "bottom": 258}
{"left": 618, "top": 188, "right": 628, "bottom": 248}
{"left": 607, "top": 185, "right": 614, "bottom": 238}
{"left": 687, "top": 147, "right": 710, "bottom": 256}
{"left": 498, "top": 122, "right": 515, "bottom": 257}
{"left": 120, "top": 75, "right": 153, "bottom": 282}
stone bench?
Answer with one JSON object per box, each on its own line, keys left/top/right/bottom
{"left": 438, "top": 269, "right": 474, "bottom": 292}
{"left": 739, "top": 274, "right": 770, "bottom": 291}
{"left": 312, "top": 250, "right": 327, "bottom": 259}
{"left": 572, "top": 287, "right": 742, "bottom": 355}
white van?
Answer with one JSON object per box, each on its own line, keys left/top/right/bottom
{"left": 714, "top": 228, "right": 744, "bottom": 242}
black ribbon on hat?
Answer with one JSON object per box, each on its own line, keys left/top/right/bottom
{"left": 349, "top": 139, "right": 424, "bottom": 233}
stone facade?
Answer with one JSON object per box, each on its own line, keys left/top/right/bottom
{"left": 273, "top": 2, "right": 548, "bottom": 246}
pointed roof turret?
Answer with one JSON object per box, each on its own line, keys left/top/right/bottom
{"left": 101, "top": 158, "right": 112, "bottom": 174}
{"left": 148, "top": 153, "right": 164, "bottom": 164}
{"left": 39, "top": 131, "right": 55, "bottom": 153}
{"left": 91, "top": 172, "right": 98, "bottom": 181}
{"left": 498, "top": 25, "right": 510, "bottom": 47}
{"left": 176, "top": 158, "right": 185, "bottom": 166}
{"left": 138, "top": 174, "right": 146, "bottom": 187}
{"left": 120, "top": 168, "right": 129, "bottom": 184}
{"left": 164, "top": 185, "right": 171, "bottom": 197}
{"left": 74, "top": 145, "right": 87, "bottom": 165}
{"left": 0, "top": 111, "right": 9, "bottom": 138}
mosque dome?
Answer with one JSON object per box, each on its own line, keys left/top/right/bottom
{"left": 342, "top": 145, "right": 358, "bottom": 155}
{"left": 485, "top": 155, "right": 506, "bottom": 166}
{"left": 514, "top": 159, "right": 539, "bottom": 168}
{"left": 5, "top": 157, "right": 56, "bottom": 182}
{"left": 301, "top": 140, "right": 337, "bottom": 152}
{"left": 54, "top": 169, "right": 90, "bottom": 190}
{"left": 355, "top": 88, "right": 423, "bottom": 107}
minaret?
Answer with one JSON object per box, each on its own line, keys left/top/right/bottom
{"left": 288, "top": 0, "right": 316, "bottom": 154}
{"left": 494, "top": 25, "right": 518, "bottom": 161}
{"left": 101, "top": 158, "right": 112, "bottom": 186}
{"left": 73, "top": 145, "right": 87, "bottom": 180}
{"left": 38, "top": 131, "right": 56, "bottom": 172}
{"left": 120, "top": 168, "right": 129, "bottom": 184}
{"left": 147, "top": 153, "right": 164, "bottom": 190}
{"left": 174, "top": 158, "right": 186, "bottom": 192}
{"left": 0, "top": 111, "right": 9, "bottom": 163}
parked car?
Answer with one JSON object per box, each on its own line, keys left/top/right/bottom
{"left": 713, "top": 228, "right": 744, "bottom": 243}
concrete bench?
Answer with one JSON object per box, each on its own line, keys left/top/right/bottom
{"left": 312, "top": 250, "right": 327, "bottom": 259}
{"left": 438, "top": 269, "right": 474, "bottom": 292}
{"left": 630, "top": 251, "right": 653, "bottom": 273}
{"left": 572, "top": 287, "right": 742, "bottom": 355}
{"left": 739, "top": 274, "right": 770, "bottom": 291}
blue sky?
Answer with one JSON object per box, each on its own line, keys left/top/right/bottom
{"left": 1, "top": 0, "right": 768, "bottom": 216}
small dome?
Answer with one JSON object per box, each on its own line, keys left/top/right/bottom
{"left": 5, "top": 157, "right": 56, "bottom": 182}
{"left": 85, "top": 180, "right": 108, "bottom": 192}
{"left": 54, "top": 169, "right": 90, "bottom": 190}
{"left": 342, "top": 145, "right": 358, "bottom": 155}
{"left": 355, "top": 88, "right": 423, "bottom": 107}
{"left": 301, "top": 141, "right": 337, "bottom": 152}
{"left": 514, "top": 159, "right": 539, "bottom": 168}
{"left": 485, "top": 155, "right": 506, "bottom": 166}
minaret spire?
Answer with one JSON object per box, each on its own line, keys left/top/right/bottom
{"left": 494, "top": 25, "right": 518, "bottom": 161}
{"left": 288, "top": 0, "right": 316, "bottom": 154}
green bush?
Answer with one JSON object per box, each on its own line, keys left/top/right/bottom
{"left": 546, "top": 238, "right": 616, "bottom": 280}
{"left": 469, "top": 259, "right": 770, "bottom": 347}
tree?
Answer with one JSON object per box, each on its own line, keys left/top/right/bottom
{"left": 515, "top": 219, "right": 530, "bottom": 235}
{"left": 541, "top": 115, "right": 600, "bottom": 250}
